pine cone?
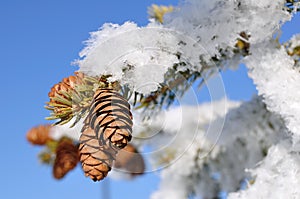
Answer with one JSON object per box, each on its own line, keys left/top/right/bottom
{"left": 48, "top": 72, "right": 84, "bottom": 103}
{"left": 114, "top": 144, "right": 145, "bottom": 176}
{"left": 87, "top": 88, "right": 133, "bottom": 149}
{"left": 26, "top": 124, "right": 52, "bottom": 145}
{"left": 79, "top": 126, "right": 117, "bottom": 181}
{"left": 46, "top": 73, "right": 123, "bottom": 127}
{"left": 46, "top": 72, "right": 86, "bottom": 125}
{"left": 53, "top": 138, "right": 79, "bottom": 179}
{"left": 79, "top": 88, "right": 133, "bottom": 181}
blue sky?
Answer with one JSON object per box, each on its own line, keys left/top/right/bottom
{"left": 0, "top": 1, "right": 299, "bottom": 199}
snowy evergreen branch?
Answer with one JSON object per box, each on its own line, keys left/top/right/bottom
{"left": 33, "top": 0, "right": 300, "bottom": 197}
{"left": 133, "top": 97, "right": 286, "bottom": 198}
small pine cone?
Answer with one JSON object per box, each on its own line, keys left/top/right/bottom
{"left": 87, "top": 88, "right": 133, "bottom": 149}
{"left": 114, "top": 144, "right": 145, "bottom": 176}
{"left": 79, "top": 126, "right": 117, "bottom": 181}
{"left": 26, "top": 124, "right": 52, "bottom": 145}
{"left": 53, "top": 138, "right": 79, "bottom": 179}
{"left": 46, "top": 72, "right": 86, "bottom": 125}
{"left": 62, "top": 72, "right": 84, "bottom": 89}
{"left": 48, "top": 72, "right": 84, "bottom": 103}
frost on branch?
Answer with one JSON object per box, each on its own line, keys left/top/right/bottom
{"left": 245, "top": 40, "right": 300, "bottom": 138}
{"left": 134, "top": 97, "right": 286, "bottom": 199}
{"left": 75, "top": 0, "right": 294, "bottom": 98}
{"left": 207, "top": 97, "right": 286, "bottom": 194}
{"left": 228, "top": 140, "right": 300, "bottom": 199}
{"left": 137, "top": 99, "right": 238, "bottom": 199}
{"left": 76, "top": 22, "right": 180, "bottom": 95}
{"left": 164, "top": 0, "right": 291, "bottom": 55}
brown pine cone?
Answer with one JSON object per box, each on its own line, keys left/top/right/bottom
{"left": 26, "top": 124, "right": 52, "bottom": 145}
{"left": 114, "top": 144, "right": 145, "bottom": 176}
{"left": 87, "top": 88, "right": 133, "bottom": 149}
{"left": 46, "top": 72, "right": 86, "bottom": 125}
{"left": 62, "top": 72, "right": 84, "bottom": 89}
{"left": 48, "top": 72, "right": 84, "bottom": 103}
{"left": 79, "top": 126, "right": 117, "bottom": 181}
{"left": 79, "top": 88, "right": 133, "bottom": 181}
{"left": 53, "top": 138, "right": 79, "bottom": 179}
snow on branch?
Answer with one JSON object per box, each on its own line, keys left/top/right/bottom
{"left": 75, "top": 0, "right": 294, "bottom": 96}
{"left": 206, "top": 97, "right": 287, "bottom": 195}
{"left": 133, "top": 97, "right": 286, "bottom": 199}
{"left": 164, "top": 0, "right": 291, "bottom": 55}
{"left": 245, "top": 40, "right": 300, "bottom": 138}
{"left": 228, "top": 140, "right": 300, "bottom": 199}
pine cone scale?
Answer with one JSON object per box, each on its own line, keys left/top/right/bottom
{"left": 90, "top": 99, "right": 131, "bottom": 117}
{"left": 92, "top": 104, "right": 131, "bottom": 117}
{"left": 83, "top": 138, "right": 100, "bottom": 149}
{"left": 101, "top": 128, "right": 116, "bottom": 141}
{"left": 89, "top": 111, "right": 132, "bottom": 131}
{"left": 79, "top": 143, "right": 99, "bottom": 154}
{"left": 79, "top": 126, "right": 117, "bottom": 181}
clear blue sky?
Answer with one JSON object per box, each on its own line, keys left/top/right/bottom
{"left": 0, "top": 1, "right": 299, "bottom": 199}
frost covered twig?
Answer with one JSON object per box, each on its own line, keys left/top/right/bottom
{"left": 134, "top": 97, "right": 286, "bottom": 199}
{"left": 245, "top": 40, "right": 300, "bottom": 138}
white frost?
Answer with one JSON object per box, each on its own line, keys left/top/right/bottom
{"left": 76, "top": 0, "right": 292, "bottom": 95}
{"left": 136, "top": 97, "right": 285, "bottom": 199}
{"left": 245, "top": 41, "right": 300, "bottom": 138}
{"left": 76, "top": 22, "right": 181, "bottom": 95}
{"left": 228, "top": 140, "right": 300, "bottom": 199}
{"left": 164, "top": 0, "right": 291, "bottom": 60}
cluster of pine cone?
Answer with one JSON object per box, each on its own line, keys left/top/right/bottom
{"left": 27, "top": 72, "right": 145, "bottom": 181}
